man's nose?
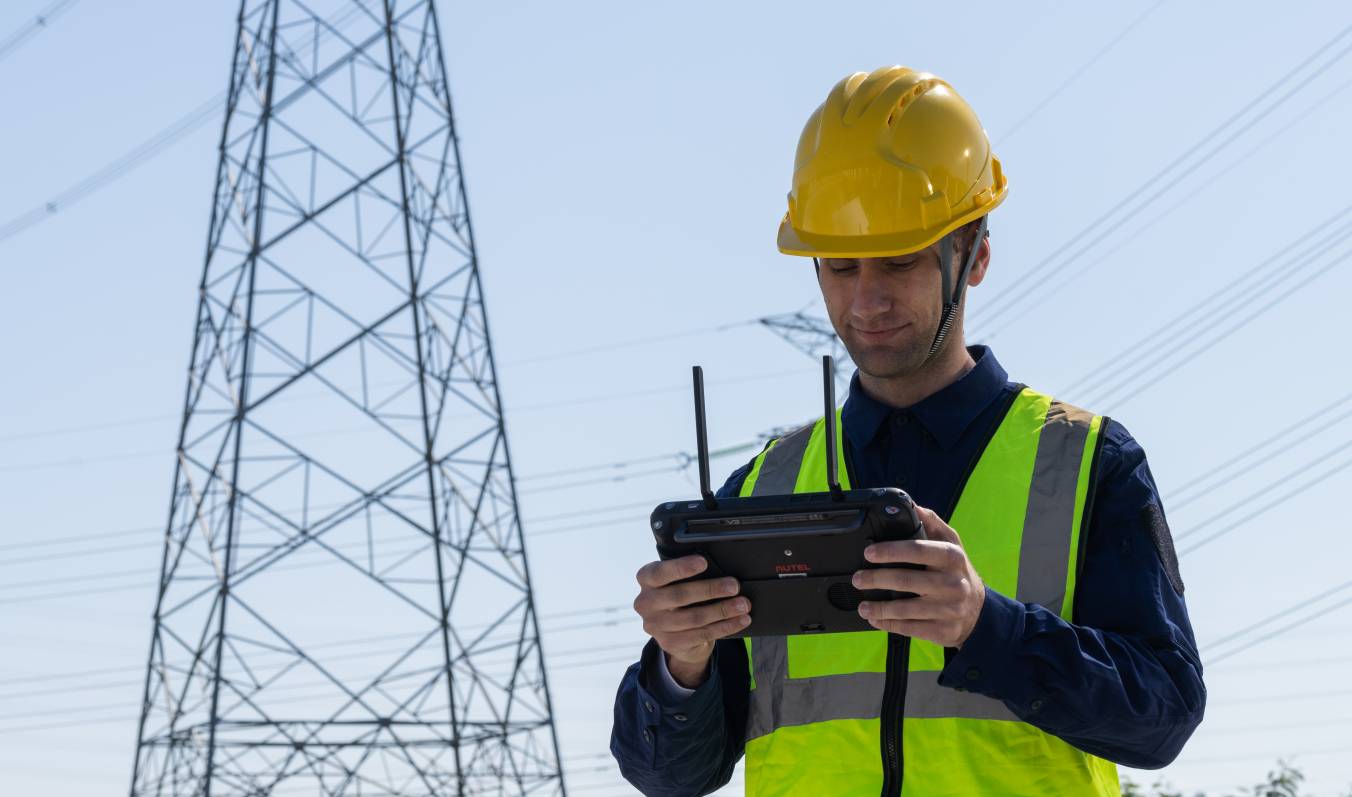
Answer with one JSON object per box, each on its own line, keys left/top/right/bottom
{"left": 850, "top": 264, "right": 892, "bottom": 321}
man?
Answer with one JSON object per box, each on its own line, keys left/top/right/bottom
{"left": 610, "top": 66, "right": 1205, "bottom": 796}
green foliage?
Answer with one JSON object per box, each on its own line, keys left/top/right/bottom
{"left": 1118, "top": 775, "right": 1201, "bottom": 797}
{"left": 1228, "top": 760, "right": 1304, "bottom": 797}
{"left": 1120, "top": 761, "right": 1306, "bottom": 797}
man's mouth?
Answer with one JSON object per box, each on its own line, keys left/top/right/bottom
{"left": 852, "top": 323, "right": 909, "bottom": 343}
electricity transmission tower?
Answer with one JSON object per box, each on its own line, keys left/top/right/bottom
{"left": 759, "top": 311, "right": 853, "bottom": 380}
{"left": 129, "top": 2, "right": 565, "bottom": 794}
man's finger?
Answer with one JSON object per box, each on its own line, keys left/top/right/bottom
{"left": 857, "top": 596, "right": 961, "bottom": 623}
{"left": 648, "top": 576, "right": 739, "bottom": 612}
{"left": 916, "top": 506, "right": 961, "bottom": 545}
{"left": 665, "top": 614, "right": 752, "bottom": 648}
{"left": 851, "top": 566, "right": 949, "bottom": 595}
{"left": 635, "top": 555, "right": 706, "bottom": 589}
{"left": 646, "top": 597, "right": 752, "bottom": 633}
{"left": 864, "top": 539, "right": 965, "bottom": 570}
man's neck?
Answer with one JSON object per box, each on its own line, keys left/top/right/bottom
{"left": 856, "top": 338, "right": 976, "bottom": 409}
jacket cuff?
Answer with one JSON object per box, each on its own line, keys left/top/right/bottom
{"left": 636, "top": 638, "right": 723, "bottom": 727}
{"left": 649, "top": 645, "right": 700, "bottom": 701}
{"left": 938, "top": 585, "right": 1024, "bottom": 699}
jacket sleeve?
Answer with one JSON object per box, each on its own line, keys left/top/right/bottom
{"left": 937, "top": 419, "right": 1206, "bottom": 769}
{"left": 610, "top": 457, "right": 760, "bottom": 795}
{"left": 610, "top": 638, "right": 751, "bottom": 796}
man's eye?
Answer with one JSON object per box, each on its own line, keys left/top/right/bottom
{"left": 830, "top": 265, "right": 857, "bottom": 275}
{"left": 887, "top": 260, "right": 917, "bottom": 270}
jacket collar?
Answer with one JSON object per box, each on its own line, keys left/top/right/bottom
{"left": 842, "top": 345, "right": 1010, "bottom": 452}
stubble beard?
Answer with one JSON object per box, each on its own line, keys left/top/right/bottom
{"left": 840, "top": 323, "right": 937, "bottom": 381}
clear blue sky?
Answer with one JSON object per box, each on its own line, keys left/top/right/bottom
{"left": 3, "top": 1, "right": 1352, "bottom": 794}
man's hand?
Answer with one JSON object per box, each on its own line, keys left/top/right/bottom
{"left": 632, "top": 555, "right": 751, "bottom": 689}
{"left": 851, "top": 506, "right": 986, "bottom": 648}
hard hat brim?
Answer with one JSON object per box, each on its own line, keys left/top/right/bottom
{"left": 776, "top": 187, "right": 1006, "bottom": 259}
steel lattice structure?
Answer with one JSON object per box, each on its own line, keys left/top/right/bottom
{"left": 129, "top": 1, "right": 565, "bottom": 794}
{"left": 758, "top": 311, "right": 853, "bottom": 378}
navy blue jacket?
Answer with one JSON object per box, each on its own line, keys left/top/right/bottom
{"left": 610, "top": 346, "right": 1206, "bottom": 795}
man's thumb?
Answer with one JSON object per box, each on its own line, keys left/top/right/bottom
{"left": 917, "top": 506, "right": 962, "bottom": 546}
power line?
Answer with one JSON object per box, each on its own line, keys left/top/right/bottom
{"left": 0, "top": 92, "right": 225, "bottom": 243}
{"left": 1210, "top": 653, "right": 1352, "bottom": 674}
{"left": 980, "top": 67, "right": 1352, "bottom": 345}
{"left": 531, "top": 512, "right": 652, "bottom": 539}
{"left": 0, "top": 605, "right": 635, "bottom": 692}
{"left": 0, "top": 511, "right": 647, "bottom": 604}
{"left": 0, "top": 640, "right": 642, "bottom": 702}
{"left": 0, "top": 493, "right": 668, "bottom": 558}
{"left": 0, "top": 511, "right": 653, "bottom": 603}
{"left": 1086, "top": 241, "right": 1352, "bottom": 409}
{"left": 1206, "top": 578, "right": 1352, "bottom": 652}
{"left": 517, "top": 452, "right": 691, "bottom": 482}
{"left": 0, "top": 0, "right": 78, "bottom": 64}
{"left": 1163, "top": 388, "right": 1352, "bottom": 511}
{"left": 979, "top": 20, "right": 1352, "bottom": 328}
{"left": 0, "top": 0, "right": 375, "bottom": 245}
{"left": 972, "top": 21, "right": 1352, "bottom": 335}
{"left": 1059, "top": 202, "right": 1352, "bottom": 401}
{"left": 0, "top": 366, "right": 791, "bottom": 475}
{"left": 502, "top": 320, "right": 757, "bottom": 367}
{"left": 0, "top": 491, "right": 658, "bottom": 565}
{"left": 517, "top": 438, "right": 762, "bottom": 484}
{"left": 522, "top": 463, "right": 691, "bottom": 495}
{"left": 0, "top": 434, "right": 756, "bottom": 570}
{"left": 1204, "top": 580, "right": 1352, "bottom": 666}
{"left": 998, "top": 0, "right": 1167, "bottom": 141}
{"left": 1210, "top": 686, "right": 1352, "bottom": 707}
{"left": 0, "top": 411, "right": 176, "bottom": 445}
{"left": 0, "top": 522, "right": 159, "bottom": 552}
{"left": 1176, "top": 436, "right": 1352, "bottom": 555}
{"left": 0, "top": 317, "right": 775, "bottom": 448}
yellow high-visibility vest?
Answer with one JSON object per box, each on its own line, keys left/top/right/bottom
{"left": 737, "top": 387, "right": 1119, "bottom": 796}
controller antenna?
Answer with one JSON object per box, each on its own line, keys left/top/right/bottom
{"left": 823, "top": 355, "right": 846, "bottom": 502}
{"left": 692, "top": 366, "right": 718, "bottom": 510}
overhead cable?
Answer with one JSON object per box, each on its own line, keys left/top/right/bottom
{"left": 972, "top": 21, "right": 1352, "bottom": 335}
{"left": 0, "top": 0, "right": 78, "bottom": 65}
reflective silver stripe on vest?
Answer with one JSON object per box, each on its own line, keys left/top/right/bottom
{"left": 746, "top": 641, "right": 1015, "bottom": 740}
{"left": 746, "top": 637, "right": 886, "bottom": 741}
{"left": 902, "top": 671, "right": 1016, "bottom": 721}
{"left": 1016, "top": 400, "right": 1092, "bottom": 609}
{"left": 748, "top": 422, "right": 815, "bottom": 496}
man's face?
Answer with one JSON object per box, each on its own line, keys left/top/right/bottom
{"left": 817, "top": 246, "right": 945, "bottom": 380}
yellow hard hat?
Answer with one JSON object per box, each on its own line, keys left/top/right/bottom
{"left": 777, "top": 66, "right": 1007, "bottom": 259}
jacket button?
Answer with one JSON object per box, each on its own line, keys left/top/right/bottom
{"left": 642, "top": 729, "right": 653, "bottom": 745}
{"left": 643, "top": 700, "right": 654, "bottom": 714}
{"left": 1030, "top": 699, "right": 1044, "bottom": 713}
{"left": 673, "top": 713, "right": 688, "bottom": 722}
{"left": 965, "top": 667, "right": 981, "bottom": 682}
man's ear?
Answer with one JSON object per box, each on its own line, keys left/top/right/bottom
{"left": 966, "top": 233, "right": 991, "bottom": 287}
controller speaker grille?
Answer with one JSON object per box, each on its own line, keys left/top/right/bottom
{"left": 827, "top": 581, "right": 864, "bottom": 611}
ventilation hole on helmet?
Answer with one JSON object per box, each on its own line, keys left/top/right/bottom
{"left": 828, "top": 582, "right": 864, "bottom": 611}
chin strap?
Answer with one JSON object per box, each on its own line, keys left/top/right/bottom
{"left": 927, "top": 216, "right": 987, "bottom": 359}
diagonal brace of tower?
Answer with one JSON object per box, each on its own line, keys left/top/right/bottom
{"left": 759, "top": 311, "right": 854, "bottom": 380}
{"left": 128, "top": 1, "right": 565, "bottom": 794}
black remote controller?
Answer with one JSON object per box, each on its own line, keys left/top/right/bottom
{"left": 651, "top": 356, "right": 926, "bottom": 637}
